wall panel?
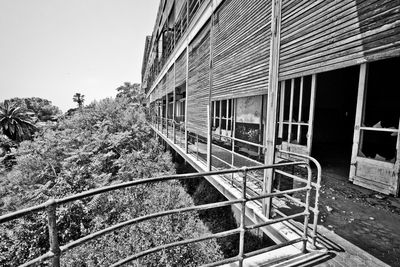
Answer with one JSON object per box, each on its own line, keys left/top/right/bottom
{"left": 280, "top": 0, "right": 400, "bottom": 80}
{"left": 166, "top": 66, "right": 174, "bottom": 94}
{"left": 212, "top": 0, "right": 271, "bottom": 100}
{"left": 187, "top": 22, "right": 211, "bottom": 137}
{"left": 175, "top": 49, "right": 187, "bottom": 87}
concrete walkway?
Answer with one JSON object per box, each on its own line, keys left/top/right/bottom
{"left": 154, "top": 126, "right": 395, "bottom": 267}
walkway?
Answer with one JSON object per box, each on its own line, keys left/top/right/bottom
{"left": 153, "top": 124, "right": 393, "bottom": 267}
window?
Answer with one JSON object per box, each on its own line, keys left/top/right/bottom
{"left": 211, "top": 95, "right": 266, "bottom": 162}
{"left": 278, "top": 75, "right": 314, "bottom": 146}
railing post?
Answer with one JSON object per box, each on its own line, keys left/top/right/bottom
{"left": 238, "top": 167, "right": 247, "bottom": 267}
{"left": 302, "top": 165, "right": 312, "bottom": 253}
{"left": 46, "top": 199, "right": 60, "bottom": 267}
{"left": 312, "top": 164, "right": 322, "bottom": 249}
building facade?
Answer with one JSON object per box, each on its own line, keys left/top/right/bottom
{"left": 142, "top": 0, "right": 400, "bottom": 196}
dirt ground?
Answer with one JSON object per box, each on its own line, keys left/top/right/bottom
{"left": 316, "top": 167, "right": 400, "bottom": 266}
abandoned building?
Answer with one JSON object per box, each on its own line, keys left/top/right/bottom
{"left": 142, "top": 0, "right": 400, "bottom": 197}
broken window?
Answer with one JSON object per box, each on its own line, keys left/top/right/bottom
{"left": 358, "top": 58, "right": 399, "bottom": 163}
{"left": 210, "top": 95, "right": 266, "bottom": 172}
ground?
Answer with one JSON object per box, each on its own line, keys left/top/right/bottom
{"left": 317, "top": 167, "right": 400, "bottom": 266}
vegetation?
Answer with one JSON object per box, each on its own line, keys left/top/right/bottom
{"left": 72, "top": 93, "right": 85, "bottom": 108}
{"left": 6, "top": 97, "right": 61, "bottom": 122}
{"left": 0, "top": 86, "right": 223, "bottom": 266}
{"left": 0, "top": 101, "right": 36, "bottom": 142}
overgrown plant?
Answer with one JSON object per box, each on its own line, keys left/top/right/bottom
{"left": 0, "top": 85, "right": 223, "bottom": 266}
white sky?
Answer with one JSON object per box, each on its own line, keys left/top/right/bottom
{"left": 0, "top": 0, "right": 159, "bottom": 111}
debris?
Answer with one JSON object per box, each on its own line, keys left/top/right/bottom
{"left": 374, "top": 154, "right": 386, "bottom": 161}
{"left": 374, "top": 194, "right": 386, "bottom": 200}
{"left": 372, "top": 121, "right": 382, "bottom": 128}
{"left": 369, "top": 217, "right": 375, "bottom": 221}
{"left": 328, "top": 225, "right": 333, "bottom": 228}
{"left": 388, "top": 127, "right": 397, "bottom": 136}
{"left": 332, "top": 197, "right": 336, "bottom": 200}
{"left": 359, "top": 151, "right": 366, "bottom": 157}
{"left": 326, "top": 206, "right": 333, "bottom": 213}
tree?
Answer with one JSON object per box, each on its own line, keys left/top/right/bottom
{"left": 116, "top": 82, "right": 144, "bottom": 105}
{"left": 0, "top": 101, "right": 36, "bottom": 142}
{"left": 0, "top": 95, "right": 224, "bottom": 266}
{"left": 73, "top": 93, "right": 85, "bottom": 108}
{"left": 7, "top": 97, "right": 61, "bottom": 122}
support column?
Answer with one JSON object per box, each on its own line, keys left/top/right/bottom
{"left": 263, "top": 0, "right": 282, "bottom": 218}
{"left": 207, "top": 13, "right": 214, "bottom": 172}
{"left": 173, "top": 64, "right": 176, "bottom": 144}
{"left": 185, "top": 45, "right": 189, "bottom": 154}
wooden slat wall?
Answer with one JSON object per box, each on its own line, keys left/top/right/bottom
{"left": 212, "top": 0, "right": 271, "bottom": 100}
{"left": 175, "top": 49, "right": 187, "bottom": 87}
{"left": 280, "top": 0, "right": 400, "bottom": 80}
{"left": 187, "top": 22, "right": 211, "bottom": 137}
{"left": 166, "top": 66, "right": 174, "bottom": 94}
{"left": 159, "top": 75, "right": 166, "bottom": 99}
{"left": 153, "top": 84, "right": 160, "bottom": 100}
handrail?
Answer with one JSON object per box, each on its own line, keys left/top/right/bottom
{"left": 1, "top": 160, "right": 315, "bottom": 267}
{"left": 150, "top": 115, "right": 322, "bottom": 248}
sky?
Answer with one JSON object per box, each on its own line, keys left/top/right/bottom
{"left": 0, "top": 0, "right": 159, "bottom": 112}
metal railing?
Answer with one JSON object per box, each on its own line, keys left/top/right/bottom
{"left": 150, "top": 115, "right": 322, "bottom": 248}
{"left": 0, "top": 160, "right": 315, "bottom": 267}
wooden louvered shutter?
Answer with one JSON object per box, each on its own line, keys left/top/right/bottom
{"left": 187, "top": 22, "right": 211, "bottom": 137}
{"left": 175, "top": 49, "right": 187, "bottom": 87}
{"left": 280, "top": 0, "right": 400, "bottom": 80}
{"left": 154, "top": 84, "right": 160, "bottom": 100}
{"left": 212, "top": 0, "right": 271, "bottom": 100}
{"left": 166, "top": 66, "right": 174, "bottom": 94}
{"left": 160, "top": 75, "right": 166, "bottom": 99}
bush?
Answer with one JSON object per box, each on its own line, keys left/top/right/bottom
{"left": 0, "top": 93, "right": 223, "bottom": 266}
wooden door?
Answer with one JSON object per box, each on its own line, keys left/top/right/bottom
{"left": 350, "top": 64, "right": 400, "bottom": 196}
{"left": 276, "top": 74, "right": 316, "bottom": 161}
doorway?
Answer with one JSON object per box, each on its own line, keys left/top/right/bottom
{"left": 311, "top": 65, "right": 359, "bottom": 176}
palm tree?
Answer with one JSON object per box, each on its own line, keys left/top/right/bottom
{"left": 0, "top": 101, "right": 36, "bottom": 142}
{"left": 73, "top": 93, "right": 85, "bottom": 108}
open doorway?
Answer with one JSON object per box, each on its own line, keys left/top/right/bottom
{"left": 311, "top": 65, "right": 359, "bottom": 176}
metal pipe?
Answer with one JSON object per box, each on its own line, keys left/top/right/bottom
{"left": 246, "top": 212, "right": 307, "bottom": 230}
{"left": 60, "top": 199, "right": 241, "bottom": 253}
{"left": 46, "top": 199, "right": 60, "bottom": 267}
{"left": 111, "top": 228, "right": 241, "bottom": 267}
{"left": 238, "top": 167, "right": 248, "bottom": 267}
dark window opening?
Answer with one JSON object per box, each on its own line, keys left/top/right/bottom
{"left": 359, "top": 57, "right": 400, "bottom": 162}
{"left": 311, "top": 65, "right": 359, "bottom": 175}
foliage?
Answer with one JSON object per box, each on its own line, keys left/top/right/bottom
{"left": 0, "top": 86, "right": 223, "bottom": 266}
{"left": 72, "top": 93, "right": 85, "bottom": 108}
{"left": 6, "top": 97, "right": 61, "bottom": 122}
{"left": 116, "top": 82, "right": 144, "bottom": 105}
{"left": 0, "top": 101, "right": 36, "bottom": 142}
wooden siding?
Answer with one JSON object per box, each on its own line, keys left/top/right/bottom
{"left": 279, "top": 0, "right": 400, "bottom": 80}
{"left": 166, "top": 66, "right": 174, "bottom": 94}
{"left": 212, "top": 0, "right": 271, "bottom": 100}
{"left": 153, "top": 84, "right": 161, "bottom": 101}
{"left": 175, "top": 49, "right": 187, "bottom": 87}
{"left": 187, "top": 22, "right": 211, "bottom": 136}
{"left": 159, "top": 75, "right": 166, "bottom": 99}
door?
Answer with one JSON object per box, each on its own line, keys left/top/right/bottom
{"left": 276, "top": 74, "right": 316, "bottom": 161}
{"left": 350, "top": 63, "right": 400, "bottom": 196}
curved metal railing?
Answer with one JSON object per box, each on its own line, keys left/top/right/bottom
{"left": 0, "top": 160, "right": 316, "bottom": 267}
